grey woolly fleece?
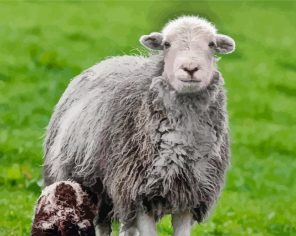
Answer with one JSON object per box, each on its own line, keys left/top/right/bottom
{"left": 43, "top": 53, "right": 230, "bottom": 227}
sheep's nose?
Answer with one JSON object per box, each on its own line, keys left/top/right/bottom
{"left": 182, "top": 67, "right": 199, "bottom": 76}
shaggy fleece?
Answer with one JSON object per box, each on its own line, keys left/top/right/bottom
{"left": 43, "top": 53, "right": 230, "bottom": 227}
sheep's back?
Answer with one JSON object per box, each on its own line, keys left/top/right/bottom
{"left": 43, "top": 54, "right": 162, "bottom": 186}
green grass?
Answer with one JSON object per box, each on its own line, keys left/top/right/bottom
{"left": 0, "top": 1, "right": 295, "bottom": 235}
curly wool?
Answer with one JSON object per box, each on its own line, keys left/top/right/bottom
{"left": 43, "top": 53, "right": 230, "bottom": 227}
{"left": 31, "top": 181, "right": 98, "bottom": 236}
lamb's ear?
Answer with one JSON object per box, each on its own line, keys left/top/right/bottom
{"left": 215, "top": 34, "right": 235, "bottom": 54}
{"left": 139, "top": 32, "right": 164, "bottom": 50}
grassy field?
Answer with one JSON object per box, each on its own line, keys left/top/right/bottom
{"left": 0, "top": 1, "right": 295, "bottom": 235}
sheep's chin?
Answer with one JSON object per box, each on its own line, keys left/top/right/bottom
{"left": 169, "top": 80, "right": 202, "bottom": 94}
{"left": 167, "top": 76, "right": 210, "bottom": 94}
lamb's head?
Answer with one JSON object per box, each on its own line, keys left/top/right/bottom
{"left": 140, "top": 16, "right": 235, "bottom": 93}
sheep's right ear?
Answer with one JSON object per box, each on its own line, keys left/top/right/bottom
{"left": 139, "top": 32, "right": 164, "bottom": 50}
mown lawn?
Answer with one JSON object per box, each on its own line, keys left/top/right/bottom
{"left": 0, "top": 1, "right": 295, "bottom": 235}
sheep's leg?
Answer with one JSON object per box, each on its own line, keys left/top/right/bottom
{"left": 136, "top": 212, "right": 157, "bottom": 236}
{"left": 172, "top": 211, "right": 192, "bottom": 236}
{"left": 119, "top": 223, "right": 139, "bottom": 236}
{"left": 95, "top": 223, "right": 111, "bottom": 236}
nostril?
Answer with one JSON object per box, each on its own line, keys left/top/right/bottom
{"left": 192, "top": 67, "right": 199, "bottom": 72}
{"left": 183, "top": 67, "right": 199, "bottom": 76}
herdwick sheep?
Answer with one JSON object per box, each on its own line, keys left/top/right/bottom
{"left": 42, "top": 15, "right": 235, "bottom": 236}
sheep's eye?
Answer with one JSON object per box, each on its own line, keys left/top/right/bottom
{"left": 208, "top": 41, "right": 216, "bottom": 48}
{"left": 164, "top": 41, "right": 171, "bottom": 49}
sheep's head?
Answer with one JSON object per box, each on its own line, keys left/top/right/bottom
{"left": 140, "top": 16, "right": 235, "bottom": 93}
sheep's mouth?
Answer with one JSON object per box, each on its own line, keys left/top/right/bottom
{"left": 180, "top": 79, "right": 201, "bottom": 83}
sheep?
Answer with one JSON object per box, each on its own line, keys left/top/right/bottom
{"left": 31, "top": 181, "right": 98, "bottom": 236}
{"left": 42, "top": 15, "right": 235, "bottom": 236}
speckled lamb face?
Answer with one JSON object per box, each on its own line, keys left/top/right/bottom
{"left": 140, "top": 16, "right": 236, "bottom": 93}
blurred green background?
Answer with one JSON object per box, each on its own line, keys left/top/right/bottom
{"left": 0, "top": 0, "right": 295, "bottom": 235}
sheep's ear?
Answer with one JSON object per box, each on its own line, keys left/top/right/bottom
{"left": 215, "top": 34, "right": 235, "bottom": 54}
{"left": 139, "top": 32, "right": 164, "bottom": 50}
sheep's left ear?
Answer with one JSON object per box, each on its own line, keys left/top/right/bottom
{"left": 139, "top": 32, "right": 164, "bottom": 50}
{"left": 215, "top": 34, "right": 235, "bottom": 54}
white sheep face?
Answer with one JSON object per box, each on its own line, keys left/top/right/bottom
{"left": 140, "top": 16, "right": 236, "bottom": 94}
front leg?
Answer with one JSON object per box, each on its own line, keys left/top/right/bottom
{"left": 136, "top": 212, "right": 157, "bottom": 236}
{"left": 172, "top": 211, "right": 192, "bottom": 236}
